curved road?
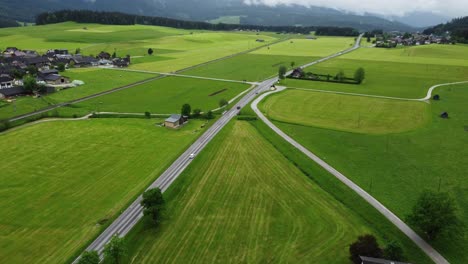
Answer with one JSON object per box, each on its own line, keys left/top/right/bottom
{"left": 73, "top": 34, "right": 366, "bottom": 262}
{"left": 251, "top": 89, "right": 449, "bottom": 264}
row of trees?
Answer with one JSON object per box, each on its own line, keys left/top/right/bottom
{"left": 36, "top": 10, "right": 359, "bottom": 36}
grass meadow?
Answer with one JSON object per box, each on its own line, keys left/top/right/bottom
{"left": 260, "top": 89, "right": 430, "bottom": 134}
{"left": 269, "top": 84, "right": 468, "bottom": 263}
{"left": 0, "top": 118, "right": 206, "bottom": 263}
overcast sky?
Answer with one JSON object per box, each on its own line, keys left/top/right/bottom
{"left": 243, "top": 0, "right": 468, "bottom": 17}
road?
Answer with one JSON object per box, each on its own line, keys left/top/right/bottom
{"left": 74, "top": 35, "right": 365, "bottom": 262}
{"left": 251, "top": 93, "right": 449, "bottom": 263}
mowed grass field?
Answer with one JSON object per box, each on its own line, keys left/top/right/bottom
{"left": 0, "top": 118, "right": 206, "bottom": 263}
{"left": 127, "top": 121, "right": 375, "bottom": 263}
{"left": 260, "top": 89, "right": 430, "bottom": 134}
{"left": 0, "top": 69, "right": 154, "bottom": 120}
{"left": 281, "top": 45, "right": 468, "bottom": 98}
{"left": 271, "top": 84, "right": 468, "bottom": 263}
{"left": 71, "top": 76, "right": 251, "bottom": 114}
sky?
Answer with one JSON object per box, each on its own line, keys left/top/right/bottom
{"left": 243, "top": 0, "right": 468, "bottom": 17}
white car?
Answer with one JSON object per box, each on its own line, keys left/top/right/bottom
{"left": 189, "top": 153, "right": 195, "bottom": 159}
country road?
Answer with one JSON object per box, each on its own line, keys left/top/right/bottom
{"left": 251, "top": 91, "right": 449, "bottom": 263}
{"left": 73, "top": 34, "right": 365, "bottom": 263}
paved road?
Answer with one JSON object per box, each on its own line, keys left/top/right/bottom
{"left": 251, "top": 92, "right": 449, "bottom": 263}
{"left": 73, "top": 35, "right": 364, "bottom": 262}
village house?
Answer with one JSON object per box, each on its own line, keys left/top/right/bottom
{"left": 98, "top": 51, "right": 112, "bottom": 60}
{"left": 42, "top": 74, "right": 70, "bottom": 85}
{"left": 164, "top": 114, "right": 188, "bottom": 129}
{"left": 0, "top": 75, "right": 14, "bottom": 89}
{"left": 72, "top": 55, "right": 99, "bottom": 67}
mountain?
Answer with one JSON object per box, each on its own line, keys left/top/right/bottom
{"left": 0, "top": 0, "right": 415, "bottom": 31}
{"left": 424, "top": 16, "right": 468, "bottom": 43}
{"left": 387, "top": 12, "right": 451, "bottom": 28}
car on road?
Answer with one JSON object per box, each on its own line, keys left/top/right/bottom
{"left": 237, "top": 106, "right": 241, "bottom": 110}
{"left": 189, "top": 153, "right": 195, "bottom": 159}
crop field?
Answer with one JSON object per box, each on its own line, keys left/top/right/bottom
{"left": 271, "top": 84, "right": 468, "bottom": 263}
{"left": 251, "top": 37, "right": 355, "bottom": 57}
{"left": 0, "top": 118, "right": 206, "bottom": 263}
{"left": 260, "top": 89, "right": 430, "bottom": 134}
{"left": 0, "top": 69, "right": 154, "bottom": 120}
{"left": 281, "top": 55, "right": 468, "bottom": 99}
{"left": 127, "top": 121, "right": 377, "bottom": 263}
{"left": 71, "top": 76, "right": 251, "bottom": 114}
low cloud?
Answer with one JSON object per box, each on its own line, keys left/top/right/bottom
{"left": 244, "top": 0, "right": 468, "bottom": 17}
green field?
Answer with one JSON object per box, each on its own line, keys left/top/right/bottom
{"left": 0, "top": 69, "right": 154, "bottom": 120}
{"left": 127, "top": 121, "right": 377, "bottom": 263}
{"left": 0, "top": 118, "right": 206, "bottom": 263}
{"left": 269, "top": 84, "right": 468, "bottom": 263}
{"left": 70, "top": 77, "right": 251, "bottom": 114}
{"left": 208, "top": 16, "right": 241, "bottom": 24}
{"left": 260, "top": 89, "right": 430, "bottom": 134}
{"left": 281, "top": 56, "right": 468, "bottom": 99}
{"left": 251, "top": 37, "right": 355, "bottom": 57}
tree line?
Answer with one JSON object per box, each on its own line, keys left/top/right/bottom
{"left": 36, "top": 10, "right": 359, "bottom": 36}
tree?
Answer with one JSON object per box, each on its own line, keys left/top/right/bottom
{"left": 384, "top": 241, "right": 405, "bottom": 261}
{"left": 148, "top": 48, "right": 154, "bottom": 56}
{"left": 193, "top": 109, "right": 202, "bottom": 118}
{"left": 141, "top": 188, "right": 165, "bottom": 225}
{"left": 349, "top": 234, "right": 382, "bottom": 264}
{"left": 407, "top": 190, "right": 460, "bottom": 240}
{"left": 354, "top": 67, "right": 365, "bottom": 84}
{"left": 26, "top": 65, "right": 37, "bottom": 75}
{"left": 103, "top": 235, "right": 127, "bottom": 264}
{"left": 23, "top": 75, "right": 37, "bottom": 92}
{"left": 206, "top": 110, "right": 214, "bottom": 119}
{"left": 335, "top": 70, "right": 345, "bottom": 82}
{"left": 181, "top": 103, "right": 191, "bottom": 116}
{"left": 367, "top": 36, "right": 371, "bottom": 42}
{"left": 57, "top": 62, "right": 66, "bottom": 72}
{"left": 290, "top": 61, "right": 295, "bottom": 68}
{"left": 144, "top": 111, "right": 151, "bottom": 119}
{"left": 278, "top": 65, "right": 287, "bottom": 79}
{"left": 219, "top": 98, "right": 228, "bottom": 108}
{"left": 77, "top": 250, "right": 100, "bottom": 264}
{"left": 112, "top": 51, "right": 117, "bottom": 59}
{"left": 75, "top": 48, "right": 81, "bottom": 55}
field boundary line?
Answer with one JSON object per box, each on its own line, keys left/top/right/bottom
{"left": 251, "top": 87, "right": 449, "bottom": 264}
{"left": 0, "top": 114, "right": 93, "bottom": 135}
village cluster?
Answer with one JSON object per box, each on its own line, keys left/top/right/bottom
{"left": 0, "top": 48, "right": 131, "bottom": 98}
{"left": 374, "top": 32, "right": 453, "bottom": 48}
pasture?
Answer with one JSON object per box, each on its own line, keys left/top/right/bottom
{"left": 272, "top": 84, "right": 468, "bottom": 263}
{"left": 260, "top": 89, "right": 430, "bottom": 134}
{"left": 0, "top": 69, "right": 154, "bottom": 120}
{"left": 0, "top": 118, "right": 206, "bottom": 263}
{"left": 251, "top": 37, "right": 355, "bottom": 57}
{"left": 127, "top": 121, "right": 374, "bottom": 263}
{"left": 282, "top": 56, "right": 468, "bottom": 98}
{"left": 72, "top": 76, "right": 251, "bottom": 114}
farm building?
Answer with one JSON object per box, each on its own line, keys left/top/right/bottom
{"left": 0, "top": 75, "right": 14, "bottom": 89}
{"left": 42, "top": 74, "right": 70, "bottom": 85}
{"left": 164, "top": 114, "right": 188, "bottom": 129}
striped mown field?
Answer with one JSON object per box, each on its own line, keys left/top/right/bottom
{"left": 128, "top": 121, "right": 373, "bottom": 263}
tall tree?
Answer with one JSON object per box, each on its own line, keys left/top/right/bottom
{"left": 77, "top": 251, "right": 100, "bottom": 264}
{"left": 349, "top": 234, "right": 382, "bottom": 264}
{"left": 219, "top": 98, "right": 228, "bottom": 108}
{"left": 23, "top": 75, "right": 37, "bottom": 92}
{"left": 335, "top": 70, "right": 345, "bottom": 82}
{"left": 278, "top": 65, "right": 287, "bottom": 79}
{"left": 181, "top": 103, "right": 191, "bottom": 116}
{"left": 383, "top": 241, "right": 405, "bottom": 261}
{"left": 148, "top": 48, "right": 154, "bottom": 56}
{"left": 407, "top": 190, "right": 460, "bottom": 240}
{"left": 141, "top": 188, "right": 165, "bottom": 225}
{"left": 103, "top": 235, "right": 127, "bottom": 264}
{"left": 354, "top": 67, "right": 365, "bottom": 84}
{"left": 290, "top": 61, "right": 295, "bottom": 68}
